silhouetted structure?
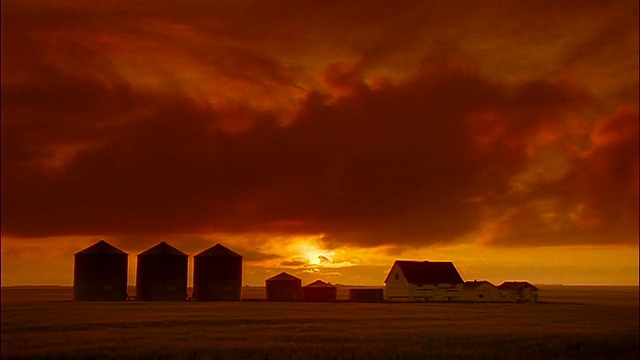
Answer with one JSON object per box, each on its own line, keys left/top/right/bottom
{"left": 136, "top": 242, "right": 188, "bottom": 301}
{"left": 349, "top": 288, "right": 384, "bottom": 302}
{"left": 498, "top": 281, "right": 539, "bottom": 303}
{"left": 193, "top": 243, "right": 242, "bottom": 301}
{"left": 265, "top": 272, "right": 302, "bottom": 301}
{"left": 463, "top": 280, "right": 499, "bottom": 302}
{"left": 302, "top": 280, "right": 337, "bottom": 302}
{"left": 385, "top": 260, "right": 464, "bottom": 302}
{"left": 73, "top": 240, "right": 128, "bottom": 301}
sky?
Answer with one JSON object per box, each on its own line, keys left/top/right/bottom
{"left": 1, "top": 0, "right": 638, "bottom": 287}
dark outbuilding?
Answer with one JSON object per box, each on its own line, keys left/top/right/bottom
{"left": 302, "top": 280, "right": 337, "bottom": 302}
{"left": 265, "top": 272, "right": 302, "bottom": 301}
{"left": 193, "top": 243, "right": 243, "bottom": 301}
{"left": 73, "top": 240, "right": 128, "bottom": 301}
{"left": 136, "top": 242, "right": 188, "bottom": 301}
{"left": 349, "top": 288, "right": 384, "bottom": 302}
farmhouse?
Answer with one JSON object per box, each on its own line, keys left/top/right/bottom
{"left": 384, "top": 260, "right": 464, "bottom": 302}
{"left": 498, "top": 281, "right": 539, "bottom": 303}
{"left": 463, "top": 280, "right": 499, "bottom": 302}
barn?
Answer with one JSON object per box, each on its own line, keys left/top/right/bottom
{"left": 302, "top": 280, "right": 337, "bottom": 302}
{"left": 349, "top": 288, "right": 384, "bottom": 302}
{"left": 265, "top": 272, "right": 302, "bottom": 301}
{"left": 73, "top": 240, "right": 128, "bottom": 301}
{"left": 384, "top": 260, "right": 464, "bottom": 302}
{"left": 463, "top": 280, "right": 500, "bottom": 302}
{"left": 193, "top": 243, "right": 242, "bottom": 301}
{"left": 136, "top": 242, "right": 188, "bottom": 301}
{"left": 498, "top": 281, "right": 539, "bottom": 303}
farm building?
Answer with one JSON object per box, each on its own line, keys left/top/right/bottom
{"left": 463, "top": 280, "right": 500, "bottom": 302}
{"left": 266, "top": 272, "right": 302, "bottom": 301}
{"left": 302, "top": 280, "right": 337, "bottom": 302}
{"left": 384, "top": 260, "right": 464, "bottom": 302}
{"left": 193, "top": 243, "right": 242, "bottom": 301}
{"left": 349, "top": 288, "right": 384, "bottom": 302}
{"left": 136, "top": 242, "right": 188, "bottom": 301}
{"left": 498, "top": 281, "right": 539, "bottom": 303}
{"left": 73, "top": 240, "right": 128, "bottom": 301}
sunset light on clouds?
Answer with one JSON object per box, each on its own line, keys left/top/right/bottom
{"left": 1, "top": 0, "right": 638, "bottom": 287}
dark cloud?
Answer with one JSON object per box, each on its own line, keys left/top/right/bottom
{"left": 1, "top": 0, "right": 637, "bottom": 250}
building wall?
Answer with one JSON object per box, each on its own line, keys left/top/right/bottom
{"left": 266, "top": 281, "right": 302, "bottom": 301}
{"left": 73, "top": 254, "right": 128, "bottom": 301}
{"left": 385, "top": 263, "right": 412, "bottom": 301}
{"left": 499, "top": 289, "right": 539, "bottom": 303}
{"left": 193, "top": 256, "right": 242, "bottom": 301}
{"left": 463, "top": 283, "right": 500, "bottom": 302}
{"left": 136, "top": 255, "right": 188, "bottom": 301}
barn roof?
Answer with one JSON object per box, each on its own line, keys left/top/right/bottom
{"left": 385, "top": 260, "right": 464, "bottom": 284}
{"left": 138, "top": 242, "right": 187, "bottom": 256}
{"left": 497, "top": 281, "right": 539, "bottom": 291}
{"left": 304, "top": 280, "right": 335, "bottom": 288}
{"left": 463, "top": 280, "right": 497, "bottom": 291}
{"left": 266, "top": 272, "right": 301, "bottom": 282}
{"left": 195, "top": 243, "right": 242, "bottom": 258}
{"left": 75, "top": 240, "right": 127, "bottom": 255}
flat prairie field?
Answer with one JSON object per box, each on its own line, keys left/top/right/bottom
{"left": 1, "top": 286, "right": 638, "bottom": 360}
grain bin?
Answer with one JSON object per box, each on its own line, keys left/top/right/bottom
{"left": 193, "top": 243, "right": 242, "bottom": 301}
{"left": 302, "top": 280, "right": 337, "bottom": 302}
{"left": 265, "top": 272, "right": 302, "bottom": 301}
{"left": 136, "top": 242, "right": 188, "bottom": 301}
{"left": 349, "top": 288, "right": 384, "bottom": 302}
{"left": 73, "top": 240, "right": 128, "bottom": 301}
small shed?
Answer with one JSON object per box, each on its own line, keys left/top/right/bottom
{"left": 193, "top": 243, "right": 242, "bottom": 301}
{"left": 463, "top": 280, "right": 499, "bottom": 302}
{"left": 265, "top": 272, "right": 302, "bottom": 301}
{"left": 73, "top": 240, "right": 128, "bottom": 301}
{"left": 497, "top": 281, "right": 539, "bottom": 303}
{"left": 302, "top": 280, "right": 337, "bottom": 302}
{"left": 349, "top": 288, "right": 384, "bottom": 302}
{"left": 136, "top": 242, "right": 188, "bottom": 301}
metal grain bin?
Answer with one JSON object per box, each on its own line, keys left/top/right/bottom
{"left": 265, "top": 272, "right": 302, "bottom": 301}
{"left": 73, "top": 240, "right": 128, "bottom": 301}
{"left": 193, "top": 243, "right": 242, "bottom": 301}
{"left": 136, "top": 242, "right": 188, "bottom": 301}
{"left": 302, "top": 280, "right": 337, "bottom": 302}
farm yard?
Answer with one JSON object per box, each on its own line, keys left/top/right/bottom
{"left": 1, "top": 286, "right": 638, "bottom": 359}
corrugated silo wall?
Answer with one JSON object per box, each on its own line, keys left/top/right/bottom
{"left": 193, "top": 256, "right": 242, "bottom": 301}
{"left": 266, "top": 280, "right": 302, "bottom": 301}
{"left": 302, "top": 287, "right": 337, "bottom": 302}
{"left": 136, "top": 254, "right": 188, "bottom": 301}
{"left": 349, "top": 288, "right": 384, "bottom": 302}
{"left": 73, "top": 253, "right": 128, "bottom": 301}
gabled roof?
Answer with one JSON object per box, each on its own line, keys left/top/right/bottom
{"left": 304, "top": 280, "right": 335, "bottom": 288}
{"left": 463, "top": 280, "right": 497, "bottom": 291}
{"left": 138, "top": 242, "right": 187, "bottom": 256}
{"left": 498, "top": 281, "right": 539, "bottom": 291}
{"left": 75, "top": 240, "right": 127, "bottom": 255}
{"left": 195, "top": 243, "right": 242, "bottom": 258}
{"left": 385, "top": 260, "right": 464, "bottom": 284}
{"left": 266, "top": 272, "right": 301, "bottom": 282}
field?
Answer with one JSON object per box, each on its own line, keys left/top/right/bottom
{"left": 1, "top": 286, "right": 638, "bottom": 359}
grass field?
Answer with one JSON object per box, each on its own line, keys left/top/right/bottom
{"left": 1, "top": 286, "right": 638, "bottom": 359}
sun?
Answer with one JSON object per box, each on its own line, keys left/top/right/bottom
{"left": 295, "top": 239, "right": 334, "bottom": 265}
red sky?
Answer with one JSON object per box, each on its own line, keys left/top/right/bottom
{"left": 2, "top": 0, "right": 638, "bottom": 286}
